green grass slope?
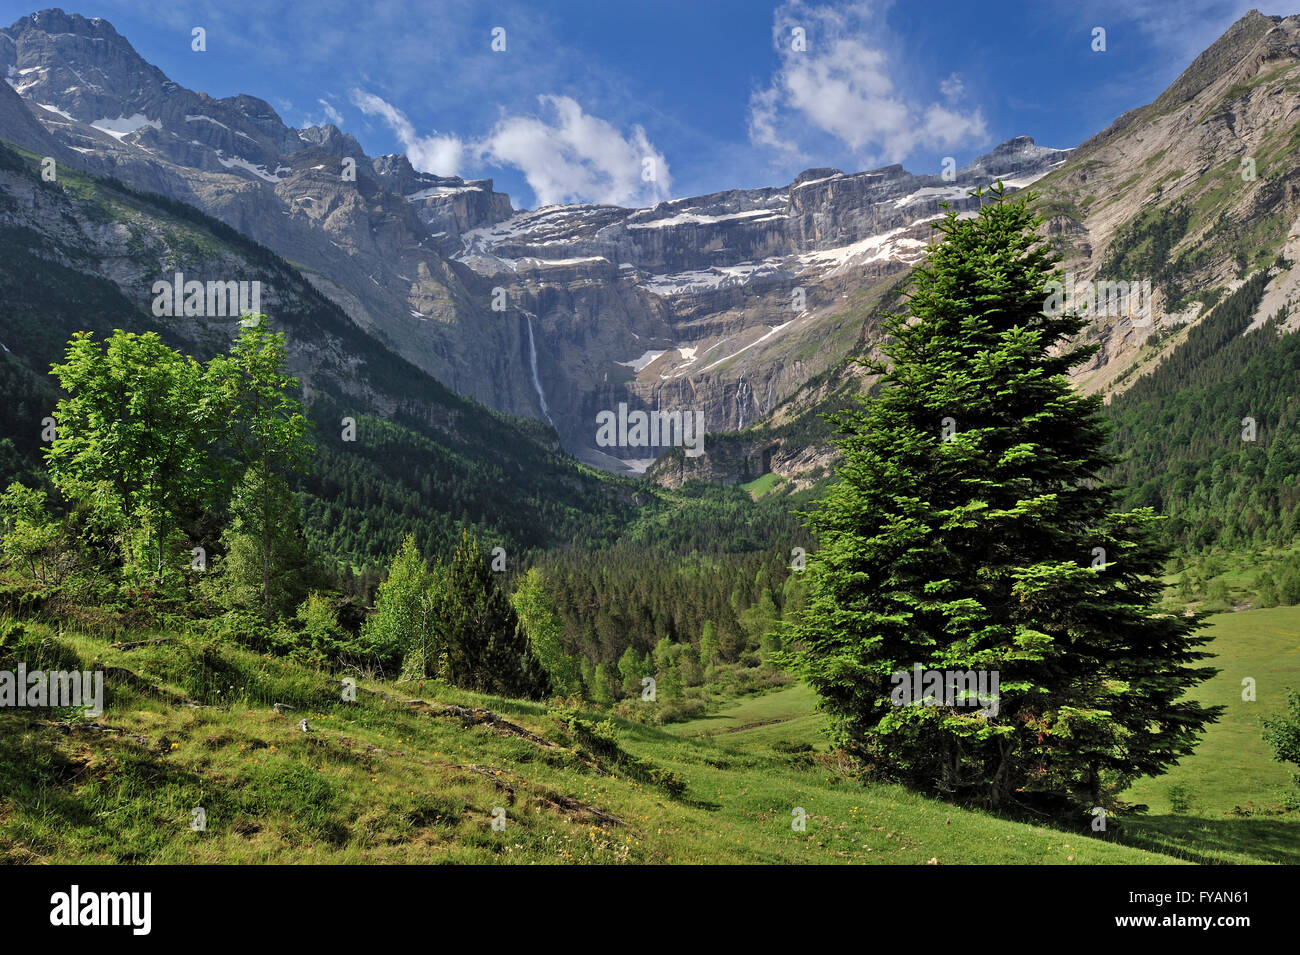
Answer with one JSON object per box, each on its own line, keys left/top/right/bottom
{"left": 1125, "top": 607, "right": 1300, "bottom": 815}
{"left": 1118, "top": 606, "right": 1300, "bottom": 864}
{"left": 659, "top": 606, "right": 1300, "bottom": 864}
{"left": 0, "top": 617, "right": 1221, "bottom": 866}
{"left": 664, "top": 683, "right": 827, "bottom": 751}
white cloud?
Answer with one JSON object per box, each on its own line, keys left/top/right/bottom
{"left": 349, "top": 89, "right": 465, "bottom": 176}
{"left": 751, "top": 0, "right": 987, "bottom": 165}
{"left": 348, "top": 90, "right": 666, "bottom": 206}
{"left": 479, "top": 95, "right": 671, "bottom": 207}
{"left": 318, "top": 98, "right": 343, "bottom": 125}
{"left": 939, "top": 73, "right": 965, "bottom": 100}
{"left": 747, "top": 85, "right": 804, "bottom": 160}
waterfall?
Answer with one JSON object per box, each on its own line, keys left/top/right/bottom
{"left": 525, "top": 316, "right": 554, "bottom": 426}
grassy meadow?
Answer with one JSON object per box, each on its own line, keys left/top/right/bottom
{"left": 2, "top": 603, "right": 1295, "bottom": 865}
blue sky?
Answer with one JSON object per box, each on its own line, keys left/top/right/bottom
{"left": 1, "top": 0, "right": 1278, "bottom": 208}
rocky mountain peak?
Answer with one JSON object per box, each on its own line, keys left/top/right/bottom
{"left": 297, "top": 123, "right": 366, "bottom": 159}
{"left": 2, "top": 9, "right": 170, "bottom": 120}
{"left": 956, "top": 136, "right": 1069, "bottom": 182}
{"left": 1150, "top": 9, "right": 1283, "bottom": 114}
{"left": 13, "top": 8, "right": 126, "bottom": 43}
{"left": 793, "top": 167, "right": 843, "bottom": 185}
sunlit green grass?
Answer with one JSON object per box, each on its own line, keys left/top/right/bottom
{"left": 664, "top": 682, "right": 827, "bottom": 750}
{"left": 1125, "top": 606, "right": 1300, "bottom": 815}
{"left": 5, "top": 606, "right": 1296, "bottom": 864}
{"left": 740, "top": 473, "right": 782, "bottom": 499}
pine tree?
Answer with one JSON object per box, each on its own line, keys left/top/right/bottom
{"left": 699, "top": 620, "right": 720, "bottom": 667}
{"left": 511, "top": 567, "right": 583, "bottom": 696}
{"left": 677, "top": 643, "right": 704, "bottom": 686}
{"left": 431, "top": 531, "right": 549, "bottom": 698}
{"left": 590, "top": 662, "right": 615, "bottom": 705}
{"left": 786, "top": 185, "right": 1221, "bottom": 813}
{"left": 214, "top": 467, "right": 317, "bottom": 622}
{"left": 617, "top": 645, "right": 643, "bottom": 698}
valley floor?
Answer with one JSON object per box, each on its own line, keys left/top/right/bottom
{"left": 1, "top": 607, "right": 1296, "bottom": 864}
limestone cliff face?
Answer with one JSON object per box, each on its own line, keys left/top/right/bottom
{"left": 449, "top": 139, "right": 1068, "bottom": 470}
{"left": 0, "top": 10, "right": 1068, "bottom": 471}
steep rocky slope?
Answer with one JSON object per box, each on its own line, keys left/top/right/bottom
{"left": 0, "top": 9, "right": 1065, "bottom": 469}
{"left": 1033, "top": 9, "right": 1300, "bottom": 397}
{"left": 0, "top": 135, "right": 635, "bottom": 562}
{"left": 654, "top": 9, "right": 1300, "bottom": 487}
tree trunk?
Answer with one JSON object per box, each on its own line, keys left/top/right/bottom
{"left": 261, "top": 458, "right": 272, "bottom": 625}
{"left": 989, "top": 738, "right": 1013, "bottom": 809}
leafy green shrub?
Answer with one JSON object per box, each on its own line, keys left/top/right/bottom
{"left": 648, "top": 767, "right": 686, "bottom": 797}
{"left": 773, "top": 740, "right": 814, "bottom": 754}
{"left": 651, "top": 698, "right": 707, "bottom": 724}
{"left": 201, "top": 610, "right": 274, "bottom": 653}
{"left": 0, "top": 582, "right": 51, "bottom": 618}
{"left": 1263, "top": 689, "right": 1300, "bottom": 810}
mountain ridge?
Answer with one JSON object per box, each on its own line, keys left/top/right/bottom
{"left": 0, "top": 7, "right": 1067, "bottom": 469}
{"left": 7, "top": 8, "right": 1299, "bottom": 497}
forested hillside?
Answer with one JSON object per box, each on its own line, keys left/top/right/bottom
{"left": 0, "top": 139, "right": 643, "bottom": 571}
{"left": 1105, "top": 266, "right": 1300, "bottom": 549}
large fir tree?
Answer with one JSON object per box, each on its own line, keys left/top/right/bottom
{"left": 787, "top": 185, "right": 1221, "bottom": 813}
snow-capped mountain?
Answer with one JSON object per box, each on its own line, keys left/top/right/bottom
{"left": 0, "top": 9, "right": 1068, "bottom": 469}
{"left": 443, "top": 138, "right": 1068, "bottom": 470}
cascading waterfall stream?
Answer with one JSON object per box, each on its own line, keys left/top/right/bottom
{"left": 526, "top": 315, "right": 554, "bottom": 426}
